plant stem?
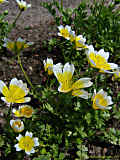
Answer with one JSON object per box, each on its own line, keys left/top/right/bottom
{"left": 13, "top": 10, "right": 22, "bottom": 27}
{"left": 17, "top": 52, "right": 34, "bottom": 89}
{"left": 7, "top": 103, "right": 13, "bottom": 121}
{"left": 61, "top": 0, "right": 63, "bottom": 10}
{"left": 8, "top": 10, "right": 22, "bottom": 33}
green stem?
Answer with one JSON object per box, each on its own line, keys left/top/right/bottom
{"left": 17, "top": 52, "right": 34, "bottom": 89}
{"left": 7, "top": 103, "right": 13, "bottom": 121}
{"left": 61, "top": 0, "right": 63, "bottom": 10}
{"left": 8, "top": 10, "right": 22, "bottom": 33}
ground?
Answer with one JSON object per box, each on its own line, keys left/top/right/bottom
{"left": 0, "top": 0, "right": 83, "bottom": 84}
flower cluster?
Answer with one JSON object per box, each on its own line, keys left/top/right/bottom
{"left": 57, "top": 25, "right": 119, "bottom": 74}
{"left": 43, "top": 22, "right": 118, "bottom": 111}
{"left": 4, "top": 37, "right": 33, "bottom": 53}
{"left": 0, "top": 0, "right": 39, "bottom": 156}
{"left": 58, "top": 25, "right": 87, "bottom": 50}
{"left": 0, "top": 1, "right": 119, "bottom": 156}
{"left": 0, "top": 78, "right": 39, "bottom": 154}
{"left": 13, "top": 105, "right": 34, "bottom": 118}
{"left": 43, "top": 57, "right": 114, "bottom": 110}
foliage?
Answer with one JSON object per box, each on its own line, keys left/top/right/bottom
{"left": 0, "top": 10, "right": 9, "bottom": 50}
{"left": 41, "top": 0, "right": 120, "bottom": 62}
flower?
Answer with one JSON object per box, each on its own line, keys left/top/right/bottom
{"left": 53, "top": 62, "right": 93, "bottom": 99}
{"left": 10, "top": 119, "right": 24, "bottom": 132}
{"left": 0, "top": 78, "right": 31, "bottom": 104}
{"left": 58, "top": 25, "right": 71, "bottom": 40}
{"left": 16, "top": 0, "right": 31, "bottom": 11}
{"left": 69, "top": 33, "right": 87, "bottom": 50}
{"left": 112, "top": 67, "right": 120, "bottom": 81}
{"left": 3, "top": 37, "right": 33, "bottom": 53}
{"left": 13, "top": 105, "right": 34, "bottom": 118}
{"left": 43, "top": 58, "right": 53, "bottom": 75}
{"left": 92, "top": 89, "right": 113, "bottom": 110}
{"left": 0, "top": 0, "right": 8, "bottom": 4}
{"left": 14, "top": 131, "right": 39, "bottom": 155}
{"left": 86, "top": 45, "right": 118, "bottom": 72}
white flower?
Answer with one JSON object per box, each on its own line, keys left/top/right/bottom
{"left": 86, "top": 45, "right": 118, "bottom": 72}
{"left": 13, "top": 105, "right": 34, "bottom": 118}
{"left": 0, "top": 78, "right": 31, "bottom": 105}
{"left": 58, "top": 25, "right": 71, "bottom": 40}
{"left": 10, "top": 119, "right": 24, "bottom": 132}
{"left": 3, "top": 37, "right": 33, "bottom": 53}
{"left": 112, "top": 67, "right": 120, "bottom": 81}
{"left": 43, "top": 58, "right": 53, "bottom": 75}
{"left": 16, "top": 0, "right": 31, "bottom": 11}
{"left": 53, "top": 62, "right": 93, "bottom": 99}
{"left": 92, "top": 89, "right": 113, "bottom": 110}
{"left": 73, "top": 35, "right": 87, "bottom": 50}
{"left": 14, "top": 131, "right": 39, "bottom": 155}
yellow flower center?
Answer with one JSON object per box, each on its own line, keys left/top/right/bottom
{"left": 93, "top": 94, "right": 108, "bottom": 109}
{"left": 74, "top": 37, "right": 87, "bottom": 49}
{"left": 60, "top": 28, "right": 70, "bottom": 38}
{"left": 7, "top": 42, "right": 14, "bottom": 51}
{"left": 14, "top": 121, "right": 22, "bottom": 127}
{"left": 20, "top": 106, "right": 33, "bottom": 118}
{"left": 44, "top": 64, "right": 53, "bottom": 75}
{"left": 60, "top": 80, "right": 73, "bottom": 92}
{"left": 2, "top": 84, "right": 25, "bottom": 103}
{"left": 57, "top": 71, "right": 73, "bottom": 92}
{"left": 14, "top": 110, "right": 23, "bottom": 117}
{"left": 89, "top": 53, "right": 111, "bottom": 70}
{"left": 19, "top": 136, "right": 34, "bottom": 152}
{"left": 6, "top": 41, "right": 28, "bottom": 52}
{"left": 72, "top": 90, "right": 84, "bottom": 97}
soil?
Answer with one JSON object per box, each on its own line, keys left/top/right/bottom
{"left": 0, "top": 0, "right": 120, "bottom": 159}
{"left": 0, "top": 0, "right": 83, "bottom": 84}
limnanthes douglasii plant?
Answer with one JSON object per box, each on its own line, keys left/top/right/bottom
{"left": 3, "top": 37, "right": 34, "bottom": 89}
{"left": 1, "top": 0, "right": 120, "bottom": 159}
{"left": 43, "top": 58, "right": 54, "bottom": 75}
{"left": 41, "top": 0, "right": 120, "bottom": 62}
{"left": 10, "top": 119, "right": 24, "bottom": 133}
{"left": 14, "top": 131, "right": 39, "bottom": 155}
{"left": 86, "top": 45, "right": 118, "bottom": 73}
{"left": 12, "top": 105, "right": 34, "bottom": 118}
{"left": 0, "top": 78, "right": 31, "bottom": 105}
{"left": 53, "top": 62, "right": 93, "bottom": 98}
{"left": 0, "top": 0, "right": 31, "bottom": 50}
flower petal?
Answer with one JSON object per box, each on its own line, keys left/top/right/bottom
{"left": 72, "top": 89, "right": 89, "bottom": 99}
{"left": 0, "top": 80, "right": 9, "bottom": 97}
{"left": 34, "top": 138, "right": 39, "bottom": 146}
{"left": 14, "top": 143, "right": 22, "bottom": 151}
{"left": 108, "top": 63, "right": 118, "bottom": 70}
{"left": 16, "top": 134, "right": 23, "bottom": 141}
{"left": 72, "top": 78, "right": 93, "bottom": 90}
{"left": 25, "top": 131, "right": 33, "bottom": 138}
{"left": 97, "top": 49, "right": 109, "bottom": 60}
